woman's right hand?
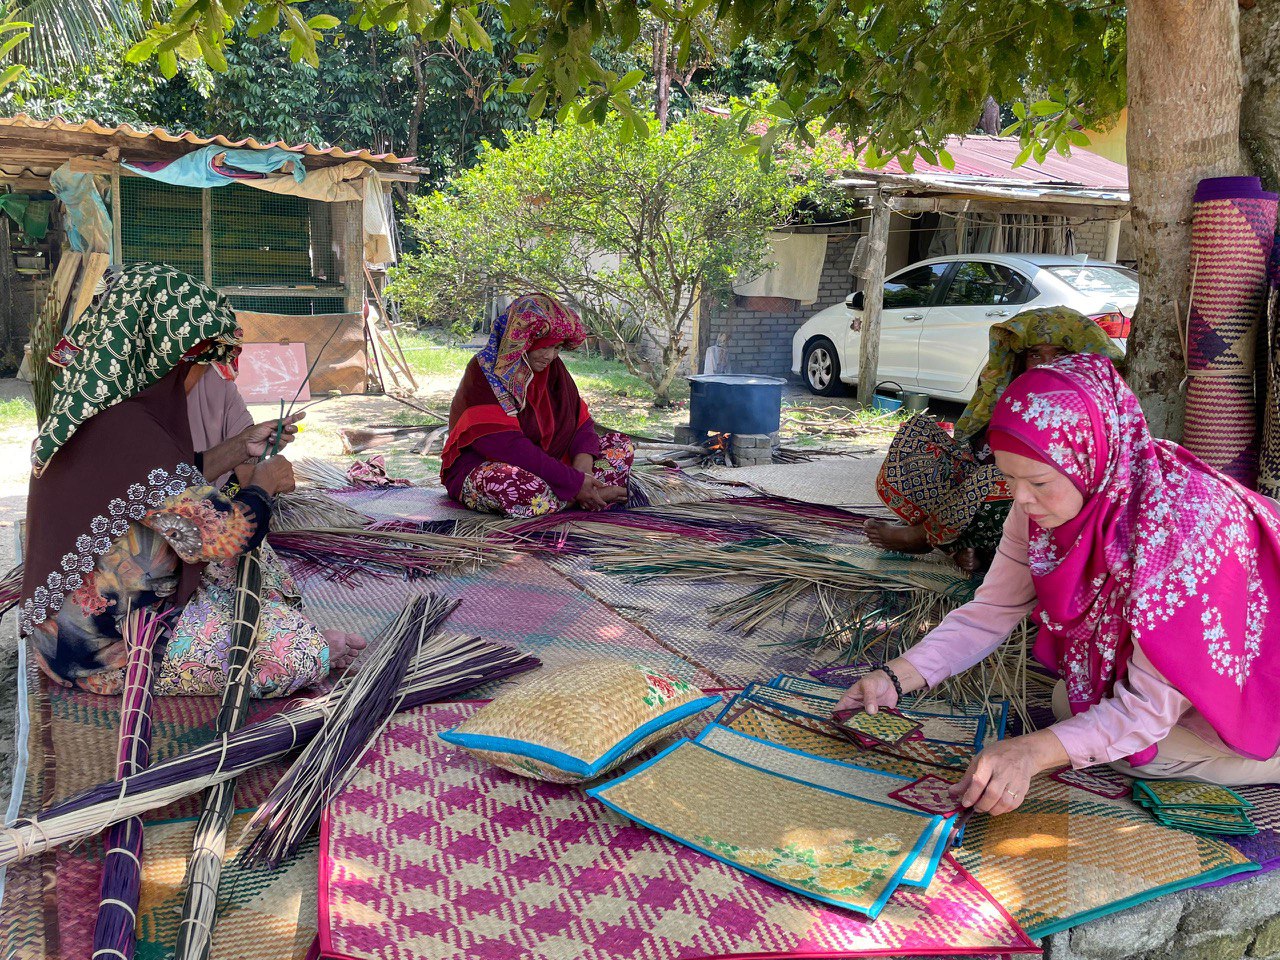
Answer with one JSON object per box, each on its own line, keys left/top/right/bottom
{"left": 248, "top": 456, "right": 296, "bottom": 497}
{"left": 575, "top": 473, "right": 609, "bottom": 510}
{"left": 834, "top": 670, "right": 899, "bottom": 716}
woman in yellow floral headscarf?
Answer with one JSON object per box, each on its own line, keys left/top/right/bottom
{"left": 865, "top": 307, "right": 1122, "bottom": 573}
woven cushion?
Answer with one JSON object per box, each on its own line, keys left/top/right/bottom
{"left": 438, "top": 661, "right": 718, "bottom": 783}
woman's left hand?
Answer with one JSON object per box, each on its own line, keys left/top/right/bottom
{"left": 950, "top": 730, "right": 1068, "bottom": 816}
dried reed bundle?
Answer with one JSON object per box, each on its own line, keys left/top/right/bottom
{"left": 92, "top": 605, "right": 168, "bottom": 960}
{"left": 267, "top": 526, "right": 510, "bottom": 582}
{"left": 625, "top": 468, "right": 732, "bottom": 508}
{"left": 0, "top": 631, "right": 539, "bottom": 869}
{"left": 239, "top": 594, "right": 460, "bottom": 867}
{"left": 291, "top": 457, "right": 355, "bottom": 490}
{"left": 174, "top": 552, "right": 263, "bottom": 960}
{"left": 271, "top": 491, "right": 372, "bottom": 532}
{"left": 0, "top": 563, "right": 20, "bottom": 615}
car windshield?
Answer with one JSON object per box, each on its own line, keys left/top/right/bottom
{"left": 1046, "top": 264, "right": 1139, "bottom": 302}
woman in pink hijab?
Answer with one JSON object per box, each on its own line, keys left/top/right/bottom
{"left": 837, "top": 353, "right": 1280, "bottom": 813}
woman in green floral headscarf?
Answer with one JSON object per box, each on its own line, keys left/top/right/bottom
{"left": 21, "top": 263, "right": 363, "bottom": 696}
{"left": 865, "top": 306, "right": 1123, "bottom": 573}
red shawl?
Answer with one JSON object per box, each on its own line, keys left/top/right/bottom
{"left": 442, "top": 356, "right": 590, "bottom": 472}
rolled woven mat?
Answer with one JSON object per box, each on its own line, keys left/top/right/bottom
{"left": 1185, "top": 176, "right": 1278, "bottom": 486}
{"left": 1259, "top": 234, "right": 1280, "bottom": 499}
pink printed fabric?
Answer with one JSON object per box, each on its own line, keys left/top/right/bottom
{"left": 318, "top": 702, "right": 1038, "bottom": 960}
{"left": 987, "top": 354, "right": 1280, "bottom": 764}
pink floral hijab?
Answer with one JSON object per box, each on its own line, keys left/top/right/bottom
{"left": 989, "top": 354, "right": 1280, "bottom": 763}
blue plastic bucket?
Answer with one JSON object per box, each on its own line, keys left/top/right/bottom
{"left": 871, "top": 381, "right": 904, "bottom": 413}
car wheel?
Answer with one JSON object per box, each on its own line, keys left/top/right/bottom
{"left": 802, "top": 338, "right": 842, "bottom": 396}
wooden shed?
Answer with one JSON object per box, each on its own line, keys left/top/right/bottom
{"left": 0, "top": 115, "right": 419, "bottom": 390}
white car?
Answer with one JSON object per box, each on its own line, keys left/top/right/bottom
{"left": 791, "top": 254, "right": 1137, "bottom": 399}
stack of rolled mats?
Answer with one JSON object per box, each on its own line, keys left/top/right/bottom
{"left": 1183, "top": 176, "right": 1278, "bottom": 487}
{"left": 1133, "top": 779, "right": 1257, "bottom": 836}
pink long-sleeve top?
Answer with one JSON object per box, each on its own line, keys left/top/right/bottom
{"left": 900, "top": 502, "right": 1229, "bottom": 769}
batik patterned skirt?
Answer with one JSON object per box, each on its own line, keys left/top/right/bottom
{"left": 875, "top": 415, "right": 1012, "bottom": 558}
{"left": 461, "top": 432, "right": 635, "bottom": 519}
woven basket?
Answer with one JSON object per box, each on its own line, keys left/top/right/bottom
{"left": 439, "top": 660, "right": 718, "bottom": 783}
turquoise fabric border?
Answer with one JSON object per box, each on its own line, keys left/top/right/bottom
{"left": 1026, "top": 861, "right": 1260, "bottom": 939}
{"left": 438, "top": 694, "right": 720, "bottom": 778}
{"left": 588, "top": 739, "right": 943, "bottom": 920}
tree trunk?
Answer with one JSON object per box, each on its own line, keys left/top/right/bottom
{"left": 1240, "top": 0, "right": 1280, "bottom": 188}
{"left": 654, "top": 23, "right": 672, "bottom": 131}
{"left": 978, "top": 97, "right": 1001, "bottom": 135}
{"left": 408, "top": 41, "right": 428, "bottom": 160}
{"left": 1125, "top": 0, "right": 1244, "bottom": 439}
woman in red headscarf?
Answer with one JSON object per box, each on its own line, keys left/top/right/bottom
{"left": 836, "top": 353, "right": 1280, "bottom": 811}
{"left": 441, "top": 294, "right": 634, "bottom": 517}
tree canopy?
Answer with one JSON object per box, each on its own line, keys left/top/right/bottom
{"left": 388, "top": 108, "right": 853, "bottom": 405}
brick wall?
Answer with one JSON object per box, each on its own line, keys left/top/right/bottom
{"left": 706, "top": 225, "right": 860, "bottom": 378}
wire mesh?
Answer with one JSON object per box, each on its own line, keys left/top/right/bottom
{"left": 211, "top": 184, "right": 333, "bottom": 286}
{"left": 225, "top": 295, "right": 346, "bottom": 315}
{"left": 119, "top": 179, "right": 341, "bottom": 292}
{"left": 119, "top": 178, "right": 203, "bottom": 279}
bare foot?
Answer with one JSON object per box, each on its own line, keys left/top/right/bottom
{"left": 863, "top": 518, "right": 931, "bottom": 553}
{"left": 323, "top": 630, "right": 368, "bottom": 673}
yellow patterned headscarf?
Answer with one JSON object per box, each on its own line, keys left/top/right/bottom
{"left": 954, "top": 306, "right": 1123, "bottom": 442}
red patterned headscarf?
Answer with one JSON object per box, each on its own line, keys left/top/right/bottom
{"left": 989, "top": 354, "right": 1280, "bottom": 763}
{"left": 476, "top": 294, "right": 587, "bottom": 415}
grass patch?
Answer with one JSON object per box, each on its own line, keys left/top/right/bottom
{"left": 0, "top": 397, "right": 35, "bottom": 431}
{"left": 395, "top": 328, "right": 474, "bottom": 380}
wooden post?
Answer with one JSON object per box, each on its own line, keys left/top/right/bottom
{"left": 111, "top": 170, "right": 122, "bottom": 260}
{"left": 0, "top": 219, "right": 13, "bottom": 358}
{"left": 856, "top": 194, "right": 891, "bottom": 408}
{"left": 201, "top": 188, "right": 213, "bottom": 285}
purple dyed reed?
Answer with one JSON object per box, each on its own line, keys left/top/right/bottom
{"left": 0, "top": 642, "right": 540, "bottom": 868}
{"left": 93, "top": 607, "right": 167, "bottom": 960}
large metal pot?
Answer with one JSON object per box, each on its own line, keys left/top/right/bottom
{"left": 687, "top": 374, "right": 787, "bottom": 436}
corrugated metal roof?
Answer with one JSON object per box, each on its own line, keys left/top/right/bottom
{"left": 0, "top": 114, "right": 415, "bottom": 174}
{"left": 867, "top": 134, "right": 1128, "bottom": 189}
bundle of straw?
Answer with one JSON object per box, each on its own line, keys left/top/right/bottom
{"left": 625, "top": 468, "right": 732, "bottom": 508}
{"left": 0, "top": 563, "right": 20, "bottom": 615}
{"left": 292, "top": 457, "right": 356, "bottom": 490}
{"left": 92, "top": 605, "right": 168, "bottom": 960}
{"left": 0, "top": 632, "right": 539, "bottom": 868}
{"left": 174, "top": 551, "right": 263, "bottom": 960}
{"left": 271, "top": 491, "right": 372, "bottom": 532}
{"left": 240, "top": 594, "right": 460, "bottom": 867}
{"left": 267, "top": 527, "right": 511, "bottom": 582}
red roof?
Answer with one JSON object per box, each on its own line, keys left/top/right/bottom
{"left": 867, "top": 134, "right": 1128, "bottom": 189}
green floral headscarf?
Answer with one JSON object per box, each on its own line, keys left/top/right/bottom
{"left": 954, "top": 306, "right": 1124, "bottom": 442}
{"left": 31, "top": 263, "right": 242, "bottom": 476}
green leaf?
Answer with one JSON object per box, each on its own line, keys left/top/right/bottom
{"left": 1011, "top": 102, "right": 1027, "bottom": 120}
{"left": 455, "top": 8, "right": 494, "bottom": 52}
{"left": 1012, "top": 142, "right": 1034, "bottom": 168}
{"left": 1065, "top": 128, "right": 1091, "bottom": 147}
{"left": 307, "top": 15, "right": 341, "bottom": 29}
{"left": 615, "top": 68, "right": 645, "bottom": 93}
{"left": 158, "top": 48, "right": 178, "bottom": 78}
{"left": 938, "top": 148, "right": 956, "bottom": 171}
{"left": 1030, "top": 99, "right": 1063, "bottom": 117}
{"left": 0, "top": 63, "right": 24, "bottom": 92}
